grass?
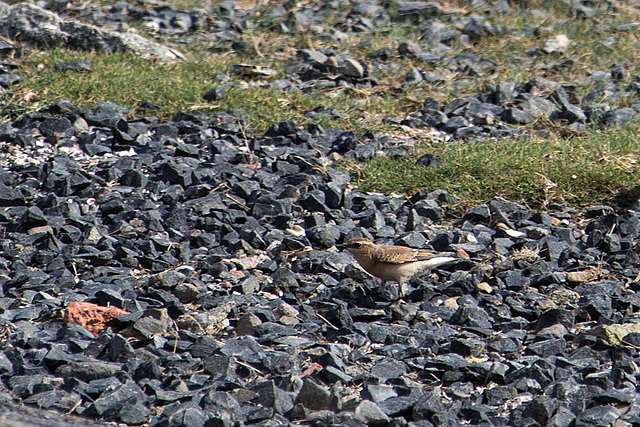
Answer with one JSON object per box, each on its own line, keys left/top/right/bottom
{"left": 347, "top": 123, "right": 640, "bottom": 209}
{"left": 4, "top": 48, "right": 408, "bottom": 134}
{"left": 3, "top": 0, "right": 640, "bottom": 209}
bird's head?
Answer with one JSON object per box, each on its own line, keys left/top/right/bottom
{"left": 343, "top": 238, "right": 374, "bottom": 255}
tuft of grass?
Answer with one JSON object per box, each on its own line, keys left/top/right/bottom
{"left": 346, "top": 123, "right": 640, "bottom": 209}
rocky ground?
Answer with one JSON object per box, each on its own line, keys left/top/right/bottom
{"left": 0, "top": 0, "right": 640, "bottom": 426}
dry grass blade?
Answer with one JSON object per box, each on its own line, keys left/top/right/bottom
{"left": 597, "top": 147, "right": 638, "bottom": 173}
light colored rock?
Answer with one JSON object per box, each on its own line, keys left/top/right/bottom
{"left": 456, "top": 248, "right": 470, "bottom": 259}
{"left": 543, "top": 34, "right": 570, "bottom": 53}
{"left": 0, "top": 3, "right": 184, "bottom": 62}
{"left": 538, "top": 324, "right": 567, "bottom": 338}
{"left": 589, "top": 323, "right": 640, "bottom": 345}
{"left": 274, "top": 301, "right": 299, "bottom": 319}
{"left": 504, "top": 228, "right": 526, "bottom": 238}
{"left": 566, "top": 268, "right": 598, "bottom": 285}
{"left": 231, "top": 64, "right": 276, "bottom": 77}
{"left": 476, "top": 282, "right": 493, "bottom": 293}
{"left": 27, "top": 225, "right": 53, "bottom": 235}
{"left": 547, "top": 287, "right": 579, "bottom": 307}
{"left": 278, "top": 315, "right": 300, "bottom": 325}
{"left": 173, "top": 282, "right": 200, "bottom": 303}
{"left": 229, "top": 254, "right": 268, "bottom": 270}
{"left": 444, "top": 296, "right": 459, "bottom": 310}
{"left": 355, "top": 400, "right": 390, "bottom": 425}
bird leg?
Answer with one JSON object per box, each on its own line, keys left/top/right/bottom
{"left": 380, "top": 280, "right": 387, "bottom": 295}
{"left": 398, "top": 281, "right": 405, "bottom": 298}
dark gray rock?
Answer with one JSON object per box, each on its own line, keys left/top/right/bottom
{"left": 251, "top": 380, "right": 294, "bottom": 414}
{"left": 370, "top": 358, "right": 407, "bottom": 383}
{"left": 519, "top": 96, "right": 559, "bottom": 119}
{"left": 442, "top": 116, "right": 470, "bottom": 133}
{"left": 295, "top": 379, "right": 332, "bottom": 411}
{"left": 404, "top": 67, "right": 423, "bottom": 85}
{"left": 413, "top": 391, "right": 448, "bottom": 420}
{"left": 203, "top": 86, "right": 226, "bottom": 101}
{"left": 54, "top": 60, "right": 91, "bottom": 71}
{"left": 362, "top": 385, "right": 397, "bottom": 403}
{"left": 355, "top": 400, "right": 390, "bottom": 425}
{"left": 602, "top": 107, "right": 637, "bottom": 127}
{"left": 55, "top": 361, "right": 122, "bottom": 382}
{"left": 415, "top": 153, "right": 441, "bottom": 167}
{"left": 575, "top": 405, "right": 620, "bottom": 426}
{"left": 501, "top": 107, "right": 532, "bottom": 124}
{"left": 0, "top": 73, "right": 21, "bottom": 87}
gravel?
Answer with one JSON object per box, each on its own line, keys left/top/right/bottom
{"left": 0, "top": 0, "right": 639, "bottom": 426}
{"left": 0, "top": 97, "right": 635, "bottom": 426}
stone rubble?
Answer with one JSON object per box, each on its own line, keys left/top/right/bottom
{"left": 0, "top": 99, "right": 634, "bottom": 426}
{"left": 0, "top": 0, "right": 638, "bottom": 426}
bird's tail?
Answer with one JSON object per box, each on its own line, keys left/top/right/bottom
{"left": 425, "top": 256, "right": 457, "bottom": 269}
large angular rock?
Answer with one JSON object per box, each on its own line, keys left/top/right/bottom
{"left": 0, "top": 3, "right": 184, "bottom": 61}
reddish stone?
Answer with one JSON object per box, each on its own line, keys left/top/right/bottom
{"left": 63, "top": 301, "right": 129, "bottom": 336}
{"left": 456, "top": 248, "right": 470, "bottom": 259}
{"left": 300, "top": 362, "right": 323, "bottom": 378}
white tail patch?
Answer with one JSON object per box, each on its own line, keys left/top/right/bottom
{"left": 425, "top": 256, "right": 457, "bottom": 268}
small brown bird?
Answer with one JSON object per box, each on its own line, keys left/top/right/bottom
{"left": 344, "top": 237, "right": 456, "bottom": 297}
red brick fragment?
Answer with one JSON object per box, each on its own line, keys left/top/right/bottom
{"left": 300, "top": 362, "right": 323, "bottom": 378}
{"left": 63, "top": 301, "right": 129, "bottom": 336}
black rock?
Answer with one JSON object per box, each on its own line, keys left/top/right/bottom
{"left": 483, "top": 386, "right": 516, "bottom": 406}
{"left": 463, "top": 204, "right": 491, "bottom": 222}
{"left": 251, "top": 380, "right": 294, "bottom": 414}
{"left": 537, "top": 308, "right": 575, "bottom": 330}
{"left": 294, "top": 379, "right": 332, "bottom": 411}
{"left": 575, "top": 405, "right": 620, "bottom": 426}
{"left": 413, "top": 391, "right": 447, "bottom": 420}
{"left": 369, "top": 48, "right": 391, "bottom": 60}
{"left": 203, "top": 86, "right": 226, "bottom": 101}
{"left": 370, "top": 358, "right": 407, "bottom": 383}
{"left": 450, "top": 304, "right": 492, "bottom": 330}
{"left": 442, "top": 117, "right": 470, "bottom": 133}
{"left": 415, "top": 153, "right": 442, "bottom": 168}
{"left": 39, "top": 117, "right": 74, "bottom": 139}
{"left": 450, "top": 338, "right": 485, "bottom": 357}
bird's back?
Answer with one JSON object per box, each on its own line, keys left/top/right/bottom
{"left": 375, "top": 245, "right": 437, "bottom": 264}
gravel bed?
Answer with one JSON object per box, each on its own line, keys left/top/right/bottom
{"left": 0, "top": 100, "right": 635, "bottom": 426}
{"left": 0, "top": 0, "right": 640, "bottom": 426}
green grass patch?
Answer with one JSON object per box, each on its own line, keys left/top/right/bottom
{"left": 348, "top": 124, "right": 640, "bottom": 209}
{"left": 2, "top": 49, "right": 411, "bottom": 134}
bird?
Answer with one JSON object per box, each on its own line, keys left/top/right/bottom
{"left": 343, "top": 237, "right": 456, "bottom": 298}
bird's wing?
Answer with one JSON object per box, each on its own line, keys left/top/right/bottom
{"left": 376, "top": 245, "right": 436, "bottom": 264}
